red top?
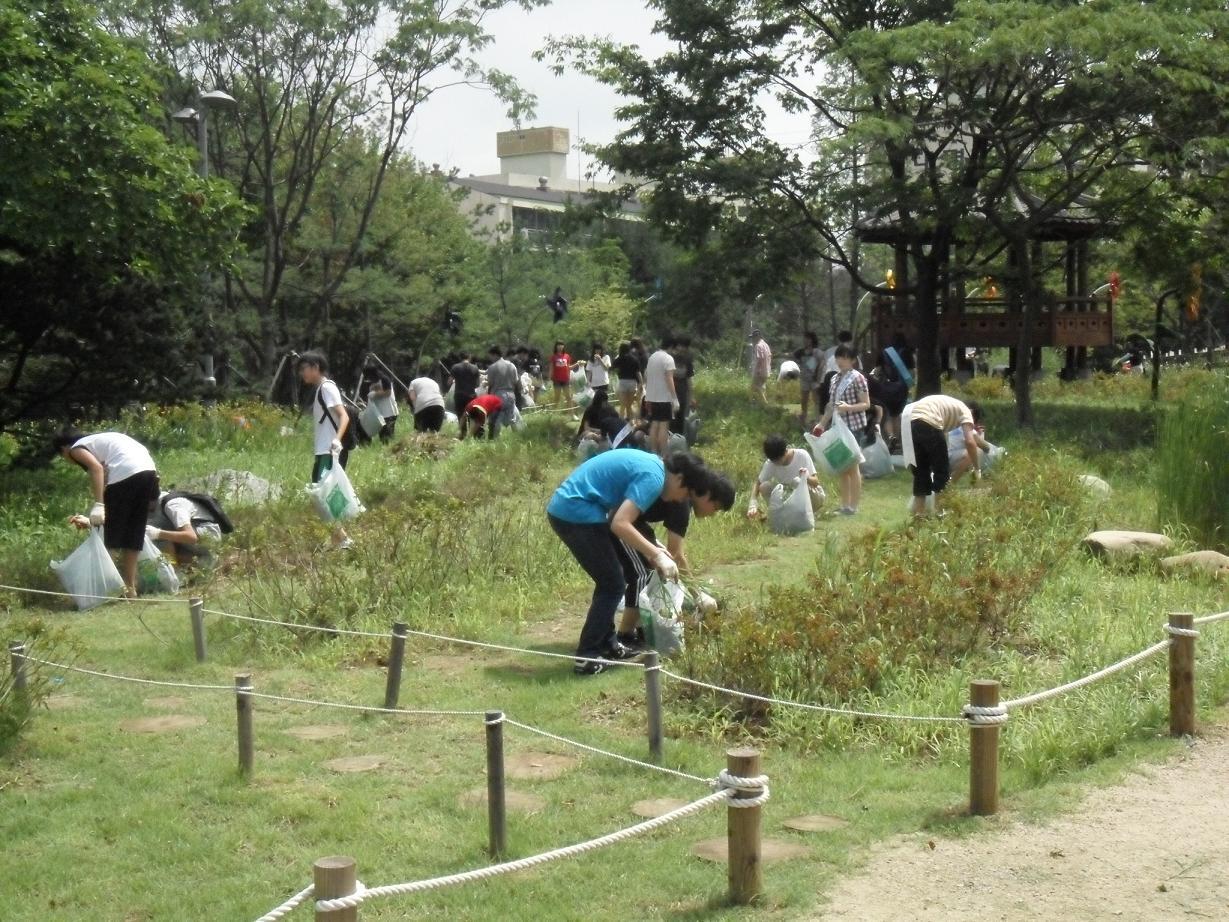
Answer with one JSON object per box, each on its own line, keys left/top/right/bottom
{"left": 465, "top": 394, "right": 504, "bottom": 418}
{"left": 550, "top": 352, "right": 572, "bottom": 383}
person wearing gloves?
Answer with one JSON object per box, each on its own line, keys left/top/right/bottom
{"left": 947, "top": 402, "right": 993, "bottom": 485}
{"left": 643, "top": 337, "right": 679, "bottom": 457}
{"left": 746, "top": 434, "right": 825, "bottom": 519}
{"left": 901, "top": 394, "right": 981, "bottom": 516}
{"left": 547, "top": 450, "right": 721, "bottom": 675}
{"left": 583, "top": 342, "right": 613, "bottom": 409}
{"left": 613, "top": 472, "right": 736, "bottom": 650}
{"left": 144, "top": 492, "right": 226, "bottom": 567}
{"left": 53, "top": 428, "right": 159, "bottom": 598}
{"left": 297, "top": 351, "right": 353, "bottom": 550}
{"left": 816, "top": 344, "right": 871, "bottom": 515}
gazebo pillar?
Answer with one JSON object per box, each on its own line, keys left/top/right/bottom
{"left": 1063, "top": 241, "right": 1078, "bottom": 378}
{"left": 1076, "top": 240, "right": 1091, "bottom": 377}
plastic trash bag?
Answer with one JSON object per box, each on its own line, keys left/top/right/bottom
{"left": 806, "top": 414, "right": 864, "bottom": 476}
{"left": 638, "top": 573, "right": 686, "bottom": 656}
{"left": 666, "top": 432, "right": 688, "bottom": 456}
{"left": 512, "top": 405, "right": 527, "bottom": 432}
{"left": 575, "top": 387, "right": 595, "bottom": 410}
{"left": 138, "top": 536, "right": 181, "bottom": 595}
{"left": 684, "top": 415, "right": 701, "bottom": 447}
{"left": 575, "top": 438, "right": 607, "bottom": 462}
{"left": 768, "top": 477, "right": 816, "bottom": 536}
{"left": 571, "top": 369, "right": 588, "bottom": 390}
{"left": 981, "top": 443, "right": 1005, "bottom": 472}
{"left": 860, "top": 435, "right": 894, "bottom": 480}
{"left": 358, "top": 402, "right": 385, "bottom": 440}
{"left": 50, "top": 529, "right": 124, "bottom": 610}
{"left": 307, "top": 459, "right": 365, "bottom": 523}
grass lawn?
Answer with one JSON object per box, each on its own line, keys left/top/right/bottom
{"left": 2, "top": 370, "right": 1227, "bottom": 920}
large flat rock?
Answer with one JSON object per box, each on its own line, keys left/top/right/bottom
{"left": 1084, "top": 530, "right": 1172, "bottom": 557}
{"left": 1161, "top": 550, "right": 1229, "bottom": 576}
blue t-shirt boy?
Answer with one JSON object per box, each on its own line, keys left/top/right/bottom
{"left": 547, "top": 451, "right": 666, "bottom": 524}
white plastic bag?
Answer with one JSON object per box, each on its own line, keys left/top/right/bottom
{"left": 666, "top": 432, "right": 688, "bottom": 456}
{"left": 638, "top": 573, "right": 686, "bottom": 656}
{"left": 307, "top": 458, "right": 365, "bottom": 523}
{"left": 981, "top": 442, "right": 1005, "bottom": 472}
{"left": 138, "top": 536, "right": 181, "bottom": 595}
{"left": 768, "top": 477, "right": 816, "bottom": 536}
{"left": 806, "top": 414, "right": 864, "bottom": 477}
{"left": 50, "top": 529, "right": 124, "bottom": 610}
{"left": 358, "top": 402, "right": 385, "bottom": 439}
{"left": 860, "top": 435, "right": 894, "bottom": 479}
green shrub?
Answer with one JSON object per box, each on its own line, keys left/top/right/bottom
{"left": 1157, "top": 375, "right": 1229, "bottom": 550}
{"left": 674, "top": 454, "right": 1094, "bottom": 735}
{"left": 0, "top": 619, "right": 75, "bottom": 754}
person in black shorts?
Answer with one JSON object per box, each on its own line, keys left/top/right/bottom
{"left": 611, "top": 474, "right": 736, "bottom": 650}
{"left": 449, "top": 353, "right": 481, "bottom": 417}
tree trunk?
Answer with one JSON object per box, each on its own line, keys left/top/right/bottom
{"left": 912, "top": 249, "right": 942, "bottom": 397}
{"left": 1011, "top": 238, "right": 1036, "bottom": 427}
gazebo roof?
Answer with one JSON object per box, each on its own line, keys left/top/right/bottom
{"left": 855, "top": 193, "right": 1109, "bottom": 245}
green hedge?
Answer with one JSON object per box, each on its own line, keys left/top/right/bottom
{"left": 979, "top": 400, "right": 1159, "bottom": 454}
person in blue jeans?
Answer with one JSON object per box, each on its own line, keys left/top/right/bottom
{"left": 547, "top": 450, "right": 733, "bottom": 675}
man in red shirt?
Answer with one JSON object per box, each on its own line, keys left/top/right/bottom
{"left": 549, "top": 340, "right": 573, "bottom": 408}
{"left": 460, "top": 394, "right": 505, "bottom": 440}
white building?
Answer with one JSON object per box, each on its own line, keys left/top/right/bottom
{"left": 446, "top": 126, "right": 643, "bottom": 242}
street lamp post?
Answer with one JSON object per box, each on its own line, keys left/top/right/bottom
{"left": 172, "top": 89, "right": 238, "bottom": 391}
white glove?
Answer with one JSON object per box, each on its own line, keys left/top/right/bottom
{"left": 146, "top": 524, "right": 162, "bottom": 541}
{"left": 330, "top": 438, "right": 342, "bottom": 454}
{"left": 88, "top": 502, "right": 106, "bottom": 527}
{"left": 670, "top": 399, "right": 680, "bottom": 414}
{"left": 653, "top": 551, "right": 679, "bottom": 583}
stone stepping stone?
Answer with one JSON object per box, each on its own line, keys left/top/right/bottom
{"left": 691, "top": 838, "right": 811, "bottom": 863}
{"left": 144, "top": 696, "right": 188, "bottom": 709}
{"left": 1083, "top": 530, "right": 1171, "bottom": 558}
{"left": 121, "top": 715, "right": 207, "bottom": 733}
{"left": 505, "top": 751, "right": 577, "bottom": 781}
{"left": 324, "top": 755, "right": 385, "bottom": 774}
{"left": 459, "top": 787, "right": 546, "bottom": 813}
{"left": 783, "top": 814, "right": 849, "bottom": 833}
{"left": 632, "top": 798, "right": 690, "bottom": 819}
{"left": 287, "top": 725, "right": 348, "bottom": 742}
{"left": 1162, "top": 550, "right": 1229, "bottom": 576}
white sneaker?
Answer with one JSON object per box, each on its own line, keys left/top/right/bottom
{"left": 334, "top": 537, "right": 355, "bottom": 551}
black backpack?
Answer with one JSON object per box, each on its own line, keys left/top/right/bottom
{"left": 316, "top": 382, "right": 370, "bottom": 450}
{"left": 161, "top": 491, "right": 235, "bottom": 535}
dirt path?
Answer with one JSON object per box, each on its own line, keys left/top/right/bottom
{"left": 816, "top": 730, "right": 1229, "bottom": 920}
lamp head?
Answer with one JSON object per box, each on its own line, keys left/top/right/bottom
{"left": 171, "top": 107, "right": 198, "bottom": 124}
{"left": 199, "top": 89, "right": 238, "bottom": 111}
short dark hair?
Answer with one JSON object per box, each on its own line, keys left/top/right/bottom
{"left": 674, "top": 335, "right": 691, "bottom": 348}
{"left": 296, "top": 350, "right": 328, "bottom": 373}
{"left": 700, "top": 473, "right": 736, "bottom": 512}
{"left": 488, "top": 345, "right": 503, "bottom": 358}
{"left": 804, "top": 331, "right": 819, "bottom": 347}
{"left": 618, "top": 342, "right": 631, "bottom": 357}
{"left": 966, "top": 399, "right": 983, "bottom": 425}
{"left": 52, "top": 427, "right": 86, "bottom": 454}
{"left": 834, "top": 344, "right": 857, "bottom": 360}
{"left": 515, "top": 344, "right": 529, "bottom": 354}
{"left": 762, "top": 434, "right": 788, "bottom": 462}
{"left": 837, "top": 330, "right": 853, "bottom": 343}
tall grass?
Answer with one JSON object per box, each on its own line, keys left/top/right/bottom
{"left": 1157, "top": 374, "right": 1229, "bottom": 550}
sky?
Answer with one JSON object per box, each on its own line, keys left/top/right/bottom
{"left": 405, "top": 0, "right": 815, "bottom": 179}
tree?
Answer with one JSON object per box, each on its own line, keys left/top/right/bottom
{"left": 0, "top": 0, "right": 245, "bottom": 429}
{"left": 542, "top": 0, "right": 1229, "bottom": 406}
{"left": 106, "top": 0, "right": 544, "bottom": 378}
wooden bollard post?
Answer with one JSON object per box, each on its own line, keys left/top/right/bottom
{"left": 189, "top": 598, "right": 207, "bottom": 663}
{"left": 9, "top": 642, "right": 27, "bottom": 692}
{"left": 1169, "top": 612, "right": 1196, "bottom": 737}
{"left": 383, "top": 621, "right": 408, "bottom": 710}
{"left": 485, "top": 710, "right": 507, "bottom": 858}
{"left": 726, "top": 747, "right": 763, "bottom": 905}
{"left": 969, "top": 679, "right": 1000, "bottom": 816}
{"left": 314, "top": 856, "right": 358, "bottom": 922}
{"left": 644, "top": 650, "right": 664, "bottom": 764}
{"left": 235, "top": 673, "right": 254, "bottom": 777}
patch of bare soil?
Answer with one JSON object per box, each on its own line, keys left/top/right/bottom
{"left": 817, "top": 732, "right": 1229, "bottom": 921}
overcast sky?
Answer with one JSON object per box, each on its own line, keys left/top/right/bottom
{"left": 405, "top": 0, "right": 815, "bottom": 178}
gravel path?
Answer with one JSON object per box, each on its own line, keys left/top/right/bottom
{"left": 817, "top": 730, "right": 1229, "bottom": 920}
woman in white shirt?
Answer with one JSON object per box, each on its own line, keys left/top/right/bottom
{"left": 584, "top": 342, "right": 613, "bottom": 407}
{"left": 53, "top": 428, "right": 159, "bottom": 597}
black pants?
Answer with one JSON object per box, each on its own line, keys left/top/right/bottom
{"left": 414, "top": 405, "right": 446, "bottom": 432}
{"left": 548, "top": 514, "right": 624, "bottom": 659}
{"left": 103, "top": 470, "right": 160, "bottom": 552}
{"left": 909, "top": 420, "right": 950, "bottom": 497}
{"left": 378, "top": 417, "right": 397, "bottom": 443}
{"left": 613, "top": 520, "right": 656, "bottom": 608}
{"left": 454, "top": 393, "right": 475, "bottom": 418}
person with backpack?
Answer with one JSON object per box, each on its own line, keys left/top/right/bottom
{"left": 145, "top": 491, "right": 233, "bottom": 567}
{"left": 53, "top": 428, "right": 160, "bottom": 598}
{"left": 297, "top": 351, "right": 353, "bottom": 550}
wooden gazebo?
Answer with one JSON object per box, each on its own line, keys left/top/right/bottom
{"left": 858, "top": 202, "right": 1114, "bottom": 378}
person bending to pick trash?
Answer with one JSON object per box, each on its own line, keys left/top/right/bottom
{"left": 459, "top": 393, "right": 504, "bottom": 440}
{"left": 613, "top": 471, "right": 735, "bottom": 650}
{"left": 902, "top": 394, "right": 981, "bottom": 516}
{"left": 746, "top": 434, "right": 825, "bottom": 519}
{"left": 546, "top": 450, "right": 726, "bottom": 675}
{"left": 53, "top": 428, "right": 160, "bottom": 598}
